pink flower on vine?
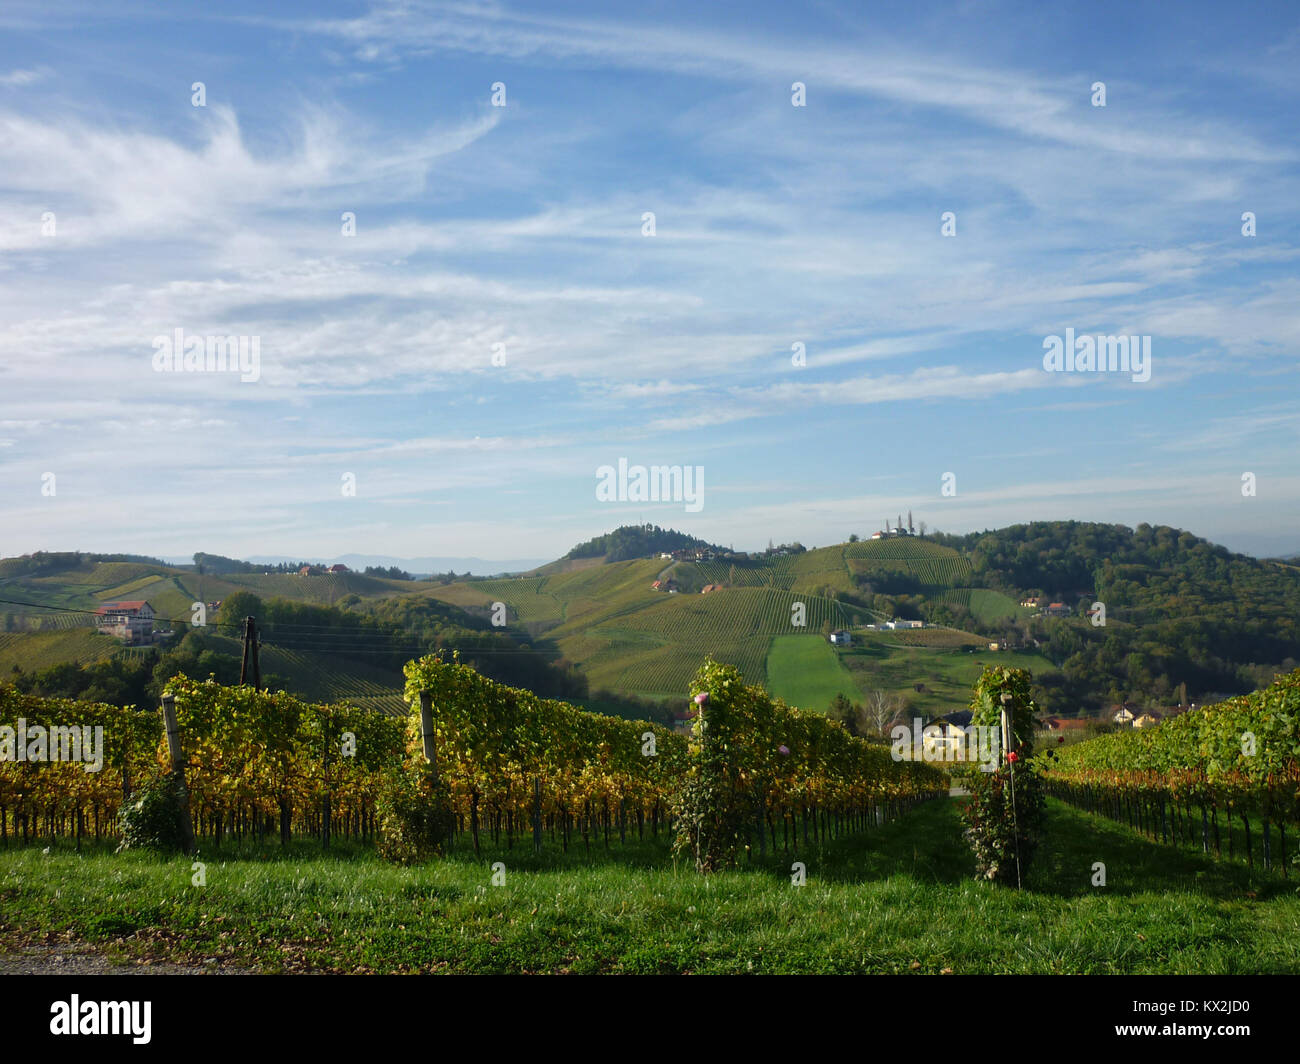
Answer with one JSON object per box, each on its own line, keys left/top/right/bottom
{"left": 778, "top": 745, "right": 790, "bottom": 756}
{"left": 1007, "top": 751, "right": 1019, "bottom": 763}
{"left": 694, "top": 692, "right": 709, "bottom": 706}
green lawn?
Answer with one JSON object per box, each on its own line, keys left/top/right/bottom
{"left": 841, "top": 638, "right": 1058, "bottom": 718}
{"left": 3, "top": 798, "right": 1296, "bottom": 974}
{"left": 765, "top": 634, "right": 864, "bottom": 713}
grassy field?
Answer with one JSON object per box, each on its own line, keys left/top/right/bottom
{"left": 2, "top": 798, "right": 1295, "bottom": 974}
{"left": 841, "top": 637, "right": 1059, "bottom": 718}
{"left": 765, "top": 634, "right": 864, "bottom": 712}
{"left": 566, "top": 588, "right": 849, "bottom": 698}
{"left": 939, "top": 588, "right": 1035, "bottom": 624}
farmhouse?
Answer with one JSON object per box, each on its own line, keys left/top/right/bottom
{"left": 828, "top": 630, "right": 852, "bottom": 646}
{"left": 921, "top": 711, "right": 973, "bottom": 759}
{"left": 328, "top": 564, "right": 349, "bottom": 574}
{"left": 1042, "top": 602, "right": 1071, "bottom": 618}
{"left": 94, "top": 601, "right": 155, "bottom": 644}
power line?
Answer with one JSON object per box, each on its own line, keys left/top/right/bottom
{"left": 0, "top": 597, "right": 524, "bottom": 640}
{"left": 0, "top": 597, "right": 244, "bottom": 631}
{"left": 0, "top": 598, "right": 562, "bottom": 662}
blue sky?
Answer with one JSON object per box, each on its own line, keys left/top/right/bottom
{"left": 1, "top": 0, "right": 1298, "bottom": 563}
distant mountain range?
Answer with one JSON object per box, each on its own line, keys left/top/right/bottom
{"left": 158, "top": 553, "right": 550, "bottom": 577}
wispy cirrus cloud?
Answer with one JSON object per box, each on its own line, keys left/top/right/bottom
{"left": 1, "top": 0, "right": 1298, "bottom": 560}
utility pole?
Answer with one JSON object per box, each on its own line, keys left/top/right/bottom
{"left": 239, "top": 615, "right": 261, "bottom": 690}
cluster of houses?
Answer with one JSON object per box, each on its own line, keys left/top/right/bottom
{"left": 985, "top": 637, "right": 1040, "bottom": 651}
{"left": 1108, "top": 701, "right": 1196, "bottom": 729}
{"left": 827, "top": 619, "right": 928, "bottom": 646}
{"left": 1019, "top": 597, "right": 1072, "bottom": 617}
{"left": 297, "top": 563, "right": 350, "bottom": 576}
{"left": 672, "top": 696, "right": 1202, "bottom": 743}
{"left": 918, "top": 700, "right": 1198, "bottom": 756}
{"left": 660, "top": 548, "right": 717, "bottom": 563}
{"left": 647, "top": 579, "right": 723, "bottom": 594}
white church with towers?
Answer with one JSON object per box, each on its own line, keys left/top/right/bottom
{"left": 871, "top": 510, "right": 916, "bottom": 539}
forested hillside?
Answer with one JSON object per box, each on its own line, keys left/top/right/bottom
{"left": 927, "top": 522, "right": 1300, "bottom": 712}
{"left": 564, "top": 525, "right": 722, "bottom": 563}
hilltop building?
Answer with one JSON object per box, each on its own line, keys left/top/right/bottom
{"left": 94, "top": 601, "right": 155, "bottom": 644}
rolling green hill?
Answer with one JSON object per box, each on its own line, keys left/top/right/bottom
{"left": 7, "top": 520, "right": 1300, "bottom": 719}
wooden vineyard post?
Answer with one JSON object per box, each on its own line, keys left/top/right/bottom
{"left": 471, "top": 789, "right": 481, "bottom": 856}
{"left": 533, "top": 777, "right": 542, "bottom": 853}
{"left": 418, "top": 691, "right": 437, "bottom": 781}
{"left": 121, "top": 723, "right": 132, "bottom": 802}
{"left": 322, "top": 709, "right": 332, "bottom": 850}
{"left": 159, "top": 693, "right": 195, "bottom": 855}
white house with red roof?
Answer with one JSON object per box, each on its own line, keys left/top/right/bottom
{"left": 94, "top": 601, "right": 155, "bottom": 643}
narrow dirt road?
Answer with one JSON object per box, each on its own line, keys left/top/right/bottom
{"left": 0, "top": 937, "right": 245, "bottom": 975}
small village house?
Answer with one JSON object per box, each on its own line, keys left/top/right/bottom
{"left": 94, "top": 601, "right": 155, "bottom": 644}
{"left": 921, "top": 711, "right": 973, "bottom": 760}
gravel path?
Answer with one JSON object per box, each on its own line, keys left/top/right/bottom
{"left": 0, "top": 939, "right": 245, "bottom": 975}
